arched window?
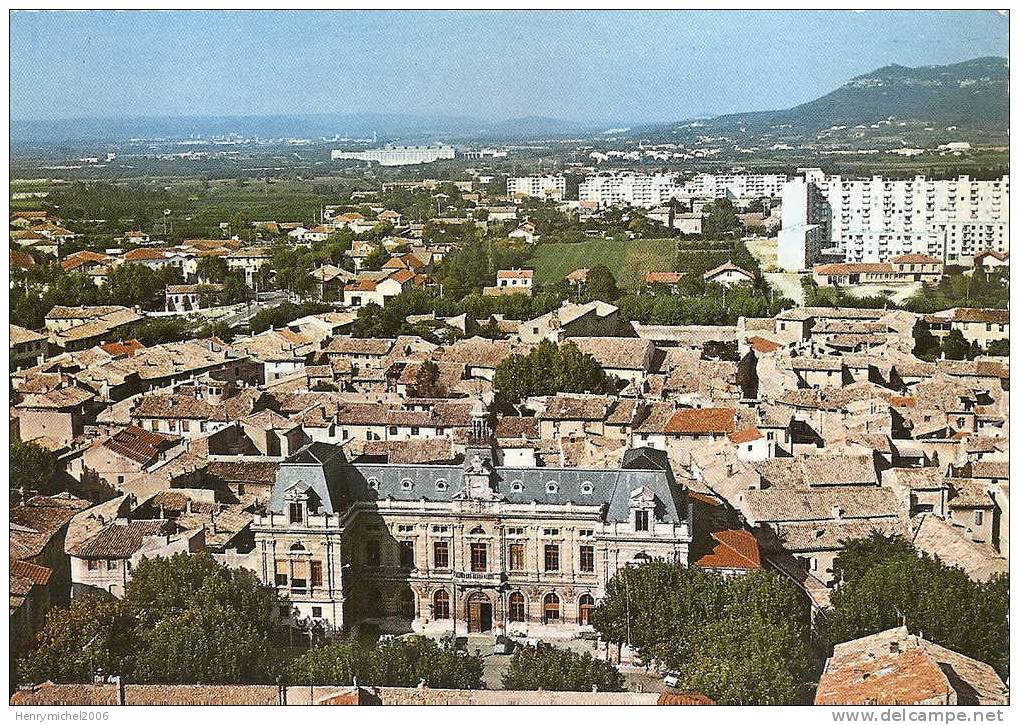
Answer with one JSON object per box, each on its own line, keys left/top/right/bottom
{"left": 289, "top": 542, "right": 307, "bottom": 552}
{"left": 546, "top": 480, "right": 559, "bottom": 494}
{"left": 578, "top": 594, "right": 596, "bottom": 626}
{"left": 508, "top": 592, "right": 526, "bottom": 623}
{"left": 469, "top": 525, "right": 486, "bottom": 535}
{"left": 543, "top": 593, "right": 560, "bottom": 623}
{"left": 433, "top": 589, "right": 450, "bottom": 620}
{"left": 580, "top": 481, "right": 594, "bottom": 495}
{"left": 400, "top": 587, "right": 416, "bottom": 618}
{"left": 511, "top": 480, "right": 524, "bottom": 493}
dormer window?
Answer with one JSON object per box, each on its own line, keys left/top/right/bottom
{"left": 288, "top": 502, "right": 305, "bottom": 525}
{"left": 634, "top": 509, "right": 650, "bottom": 531}
{"left": 580, "top": 481, "right": 594, "bottom": 495}
{"left": 511, "top": 480, "right": 524, "bottom": 493}
{"left": 401, "top": 478, "right": 413, "bottom": 491}
{"left": 367, "top": 477, "right": 380, "bottom": 491}
{"left": 546, "top": 480, "right": 559, "bottom": 494}
{"left": 435, "top": 478, "right": 448, "bottom": 492}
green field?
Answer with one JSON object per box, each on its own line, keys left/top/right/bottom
{"left": 532, "top": 238, "right": 681, "bottom": 289}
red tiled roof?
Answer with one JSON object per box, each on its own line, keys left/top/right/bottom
{"left": 10, "top": 249, "right": 36, "bottom": 269}
{"left": 729, "top": 426, "right": 764, "bottom": 444}
{"left": 694, "top": 530, "right": 762, "bottom": 571}
{"left": 748, "top": 336, "right": 781, "bottom": 354}
{"left": 891, "top": 253, "right": 942, "bottom": 265}
{"left": 103, "top": 425, "right": 176, "bottom": 466}
{"left": 124, "top": 247, "right": 170, "bottom": 262}
{"left": 644, "top": 271, "right": 685, "bottom": 284}
{"left": 496, "top": 269, "right": 534, "bottom": 279}
{"left": 100, "top": 339, "right": 145, "bottom": 357}
{"left": 664, "top": 407, "right": 736, "bottom": 435}
{"left": 10, "top": 558, "right": 53, "bottom": 586}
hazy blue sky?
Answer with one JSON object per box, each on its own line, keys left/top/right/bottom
{"left": 10, "top": 10, "right": 1009, "bottom": 123}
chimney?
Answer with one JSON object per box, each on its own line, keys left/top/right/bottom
{"left": 831, "top": 505, "right": 844, "bottom": 520}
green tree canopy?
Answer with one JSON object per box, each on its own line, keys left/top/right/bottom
{"left": 592, "top": 563, "right": 815, "bottom": 705}
{"left": 18, "top": 553, "right": 287, "bottom": 686}
{"left": 10, "top": 440, "right": 58, "bottom": 497}
{"left": 493, "top": 340, "right": 617, "bottom": 403}
{"left": 502, "top": 643, "right": 625, "bottom": 692}
{"left": 290, "top": 636, "right": 483, "bottom": 689}
{"left": 819, "top": 534, "right": 1009, "bottom": 679}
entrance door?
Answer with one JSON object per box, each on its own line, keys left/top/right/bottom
{"left": 466, "top": 592, "right": 493, "bottom": 633}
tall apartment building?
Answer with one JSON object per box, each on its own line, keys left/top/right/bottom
{"left": 684, "top": 173, "right": 788, "bottom": 199}
{"left": 507, "top": 175, "right": 567, "bottom": 199}
{"left": 330, "top": 145, "right": 456, "bottom": 167}
{"left": 777, "top": 178, "right": 830, "bottom": 272}
{"left": 579, "top": 173, "right": 683, "bottom": 208}
{"left": 250, "top": 443, "right": 692, "bottom": 636}
{"left": 779, "top": 172, "right": 1009, "bottom": 268}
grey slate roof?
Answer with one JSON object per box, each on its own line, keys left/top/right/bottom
{"left": 270, "top": 442, "right": 684, "bottom": 524}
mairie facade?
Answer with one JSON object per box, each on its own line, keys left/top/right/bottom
{"left": 249, "top": 443, "right": 692, "bottom": 638}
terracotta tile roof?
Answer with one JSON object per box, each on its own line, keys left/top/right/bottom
{"left": 10, "top": 558, "right": 53, "bottom": 586}
{"left": 729, "top": 426, "right": 764, "bottom": 444}
{"left": 10, "top": 494, "right": 91, "bottom": 560}
{"left": 10, "top": 324, "right": 47, "bottom": 347}
{"left": 10, "top": 249, "right": 36, "bottom": 269}
{"left": 61, "top": 250, "right": 111, "bottom": 272}
{"left": 123, "top": 247, "right": 170, "bottom": 262}
{"left": 644, "top": 271, "right": 685, "bottom": 284}
{"left": 496, "top": 268, "right": 534, "bottom": 279}
{"left": 695, "top": 530, "right": 762, "bottom": 570}
{"left": 68, "top": 520, "right": 172, "bottom": 559}
{"left": 815, "top": 627, "right": 1007, "bottom": 705}
{"left": 891, "top": 253, "right": 942, "bottom": 265}
{"left": 664, "top": 407, "right": 736, "bottom": 435}
{"left": 815, "top": 262, "right": 894, "bottom": 274}
{"left": 99, "top": 339, "right": 145, "bottom": 357}
{"left": 103, "top": 425, "right": 177, "bottom": 466}
{"left": 703, "top": 261, "right": 754, "bottom": 280}
{"left": 748, "top": 336, "right": 781, "bottom": 354}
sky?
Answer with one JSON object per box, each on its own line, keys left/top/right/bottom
{"left": 9, "top": 10, "right": 1010, "bottom": 124}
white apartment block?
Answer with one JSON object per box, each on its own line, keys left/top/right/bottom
{"left": 684, "top": 173, "right": 788, "bottom": 199}
{"left": 507, "top": 175, "right": 567, "bottom": 199}
{"left": 579, "top": 173, "right": 683, "bottom": 209}
{"left": 781, "top": 173, "right": 1009, "bottom": 267}
{"left": 330, "top": 145, "right": 456, "bottom": 167}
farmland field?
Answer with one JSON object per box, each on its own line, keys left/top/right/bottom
{"left": 531, "top": 238, "right": 680, "bottom": 288}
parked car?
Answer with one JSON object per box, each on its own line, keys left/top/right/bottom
{"left": 662, "top": 672, "right": 681, "bottom": 688}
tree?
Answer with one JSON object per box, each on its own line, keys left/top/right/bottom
{"left": 19, "top": 594, "right": 138, "bottom": 684}
{"left": 494, "top": 340, "right": 616, "bottom": 403}
{"left": 819, "top": 534, "right": 1009, "bottom": 679}
{"left": 362, "top": 245, "right": 390, "bottom": 271}
{"left": 911, "top": 319, "right": 940, "bottom": 361}
{"left": 940, "top": 329, "right": 974, "bottom": 360}
{"left": 584, "top": 265, "right": 620, "bottom": 302}
{"left": 10, "top": 440, "right": 58, "bottom": 497}
{"left": 195, "top": 256, "right": 229, "bottom": 283}
{"left": 986, "top": 338, "right": 1009, "bottom": 357}
{"left": 18, "top": 553, "right": 289, "bottom": 686}
{"left": 593, "top": 563, "right": 815, "bottom": 704}
{"left": 290, "top": 636, "right": 483, "bottom": 689}
{"left": 502, "top": 643, "right": 625, "bottom": 692}
{"left": 412, "top": 359, "right": 446, "bottom": 398}
{"left": 125, "top": 553, "right": 285, "bottom": 684}
{"left": 684, "top": 615, "right": 812, "bottom": 705}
